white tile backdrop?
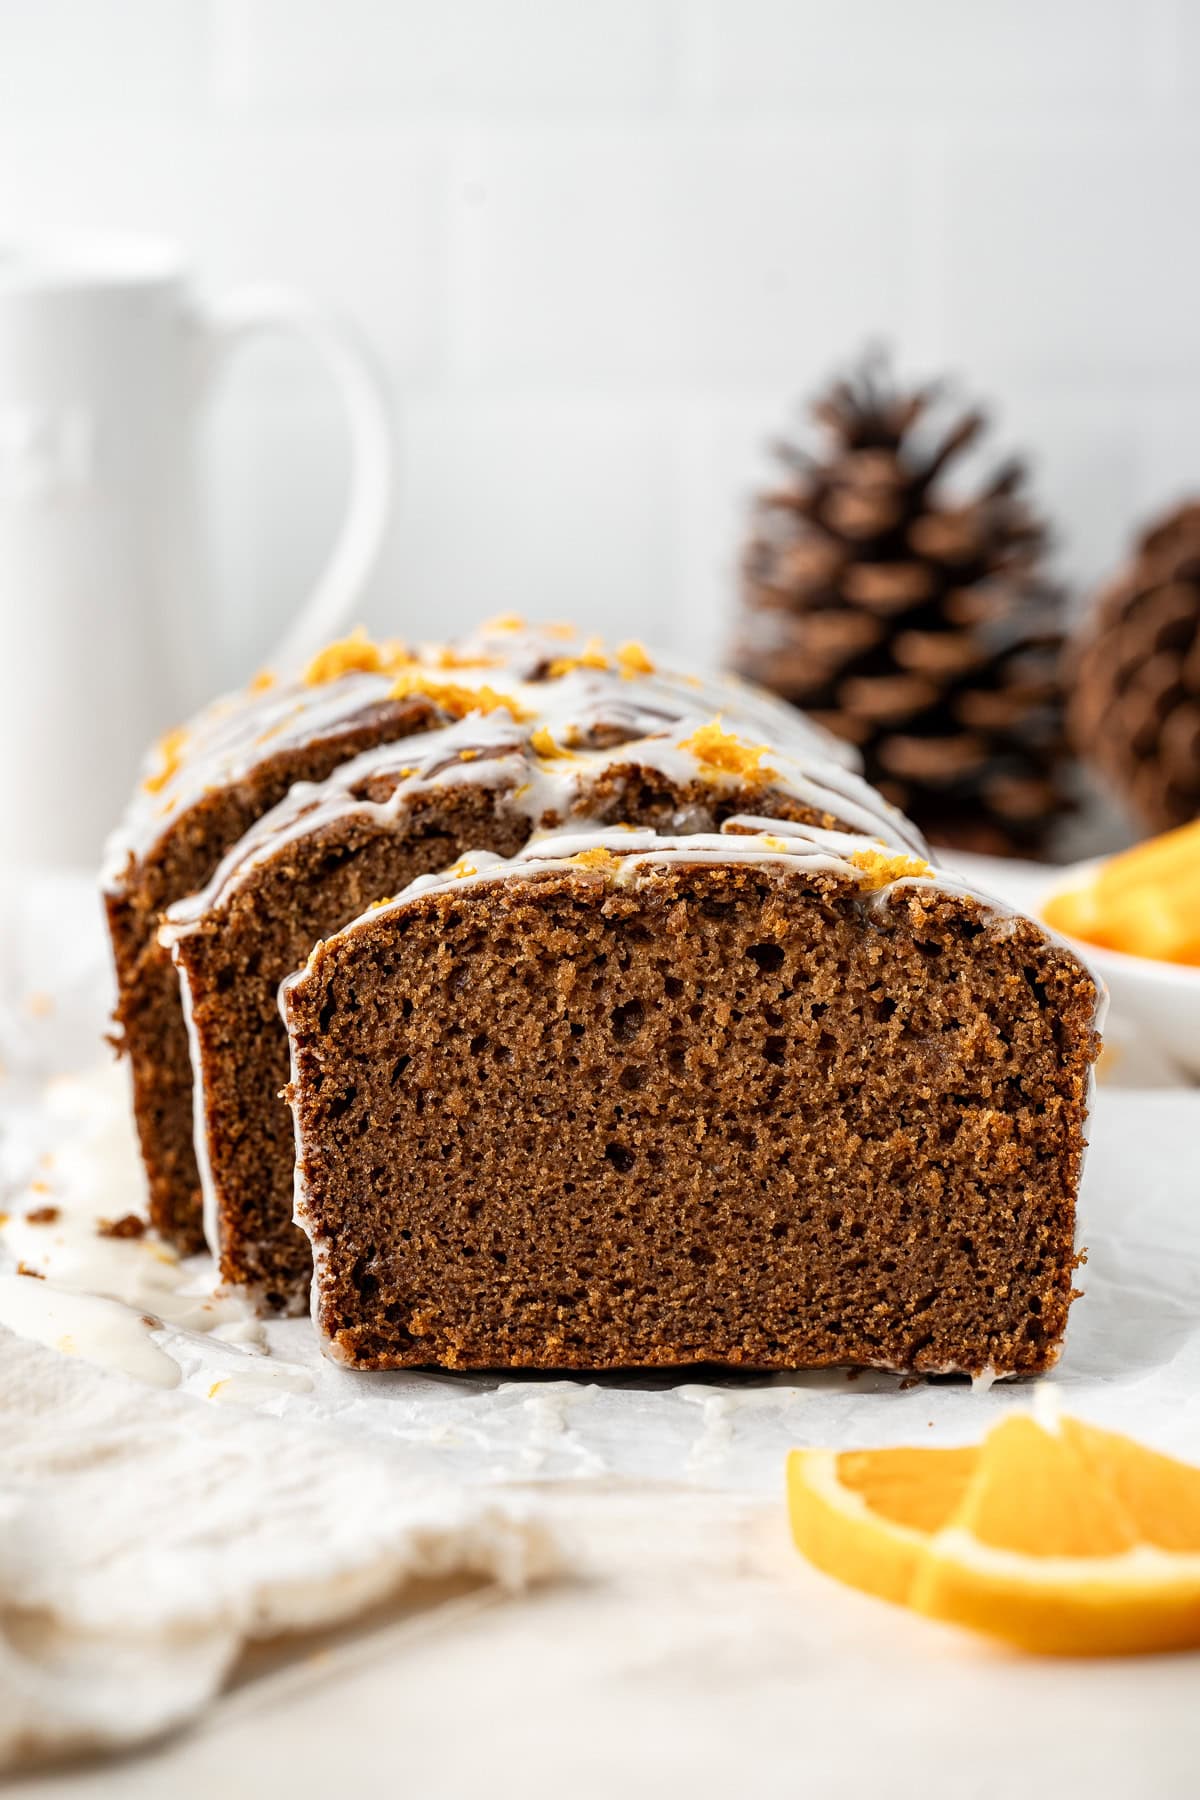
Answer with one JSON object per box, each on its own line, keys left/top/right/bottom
{"left": 2, "top": 0, "right": 1198, "bottom": 682}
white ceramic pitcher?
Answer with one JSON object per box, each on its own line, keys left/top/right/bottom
{"left": 0, "top": 235, "right": 393, "bottom": 868}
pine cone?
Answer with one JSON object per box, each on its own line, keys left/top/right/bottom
{"left": 1069, "top": 501, "right": 1200, "bottom": 834}
{"left": 731, "top": 353, "right": 1071, "bottom": 856}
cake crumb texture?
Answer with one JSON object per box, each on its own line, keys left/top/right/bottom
{"left": 285, "top": 858, "right": 1097, "bottom": 1375}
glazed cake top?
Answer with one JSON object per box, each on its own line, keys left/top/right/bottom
{"left": 279, "top": 817, "right": 1104, "bottom": 1052}
{"left": 345, "top": 820, "right": 943, "bottom": 911}
{"left": 158, "top": 634, "right": 929, "bottom": 939}
{"left": 104, "top": 618, "right": 864, "bottom": 892}
{"left": 278, "top": 815, "right": 1029, "bottom": 1006}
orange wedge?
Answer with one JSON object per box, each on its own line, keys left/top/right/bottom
{"left": 787, "top": 1414, "right": 1200, "bottom": 1656}
{"left": 1042, "top": 818, "right": 1200, "bottom": 965}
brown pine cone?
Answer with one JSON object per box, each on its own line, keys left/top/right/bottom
{"left": 1069, "top": 502, "right": 1200, "bottom": 833}
{"left": 731, "top": 352, "right": 1071, "bottom": 856}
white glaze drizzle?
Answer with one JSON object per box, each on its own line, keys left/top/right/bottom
{"left": 0, "top": 1273, "right": 180, "bottom": 1388}
{"left": 206, "top": 1362, "right": 315, "bottom": 1405}
{"left": 177, "top": 941, "right": 227, "bottom": 1266}
{"left": 294, "top": 821, "right": 946, "bottom": 936}
{"left": 103, "top": 622, "right": 863, "bottom": 893}
{"left": 159, "top": 654, "right": 925, "bottom": 948}
{"left": 0, "top": 1065, "right": 270, "bottom": 1367}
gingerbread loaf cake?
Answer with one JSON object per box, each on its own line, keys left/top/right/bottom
{"left": 282, "top": 824, "right": 1100, "bottom": 1377}
{"left": 160, "top": 654, "right": 911, "bottom": 1309}
{"left": 106, "top": 620, "right": 821, "bottom": 1250}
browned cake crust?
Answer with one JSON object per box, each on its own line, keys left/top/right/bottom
{"left": 104, "top": 694, "right": 447, "bottom": 1249}
{"left": 169, "top": 771, "right": 830, "bottom": 1307}
{"left": 283, "top": 846, "right": 1100, "bottom": 1376}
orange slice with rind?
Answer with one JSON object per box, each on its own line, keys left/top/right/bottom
{"left": 786, "top": 1443, "right": 977, "bottom": 1608}
{"left": 787, "top": 1414, "right": 1200, "bottom": 1656}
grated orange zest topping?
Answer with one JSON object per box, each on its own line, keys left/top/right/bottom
{"left": 143, "top": 725, "right": 189, "bottom": 795}
{"left": 458, "top": 748, "right": 480, "bottom": 761}
{"left": 303, "top": 627, "right": 412, "bottom": 686}
{"left": 850, "top": 849, "right": 933, "bottom": 891}
{"left": 679, "top": 717, "right": 776, "bottom": 784}
{"left": 248, "top": 668, "right": 276, "bottom": 693}
{"left": 482, "top": 613, "right": 526, "bottom": 633}
{"left": 547, "top": 635, "right": 613, "bottom": 679}
{"left": 389, "top": 672, "right": 532, "bottom": 723}
{"left": 428, "top": 645, "right": 504, "bottom": 671}
{"left": 530, "top": 726, "right": 576, "bottom": 759}
{"left": 617, "top": 640, "right": 655, "bottom": 678}
{"left": 571, "top": 847, "right": 623, "bottom": 871}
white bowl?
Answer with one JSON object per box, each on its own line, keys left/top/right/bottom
{"left": 1039, "top": 864, "right": 1200, "bottom": 1081}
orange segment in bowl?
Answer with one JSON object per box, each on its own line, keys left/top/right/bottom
{"left": 787, "top": 1414, "right": 1200, "bottom": 1656}
{"left": 1042, "top": 819, "right": 1200, "bottom": 966}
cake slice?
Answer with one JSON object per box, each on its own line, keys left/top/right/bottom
{"left": 103, "top": 633, "right": 466, "bottom": 1250}
{"left": 281, "top": 824, "right": 1101, "bottom": 1376}
{"left": 162, "top": 691, "right": 909, "bottom": 1309}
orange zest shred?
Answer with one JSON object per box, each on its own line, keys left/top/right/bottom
{"left": 679, "top": 717, "right": 776, "bottom": 784}
{"left": 458, "top": 748, "right": 480, "bottom": 761}
{"left": 616, "top": 640, "right": 655, "bottom": 679}
{"left": 389, "top": 671, "right": 532, "bottom": 723}
{"left": 143, "top": 725, "right": 189, "bottom": 795}
{"left": 481, "top": 612, "right": 526, "bottom": 634}
{"left": 428, "top": 645, "right": 504, "bottom": 671}
{"left": 248, "top": 668, "right": 276, "bottom": 693}
{"left": 571, "top": 847, "right": 623, "bottom": 872}
{"left": 547, "top": 636, "right": 613, "bottom": 679}
{"left": 530, "top": 726, "right": 576, "bottom": 760}
{"left": 303, "top": 627, "right": 412, "bottom": 686}
{"left": 849, "top": 849, "right": 933, "bottom": 891}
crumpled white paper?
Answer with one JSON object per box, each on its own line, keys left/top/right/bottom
{"left": 1, "top": 864, "right": 1198, "bottom": 1773}
{"left": 0, "top": 1337, "right": 554, "bottom": 1768}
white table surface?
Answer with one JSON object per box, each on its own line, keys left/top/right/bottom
{"left": 12, "top": 1483, "right": 1198, "bottom": 1800}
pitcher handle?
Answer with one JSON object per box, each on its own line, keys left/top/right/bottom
{"left": 196, "top": 285, "right": 393, "bottom": 673}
